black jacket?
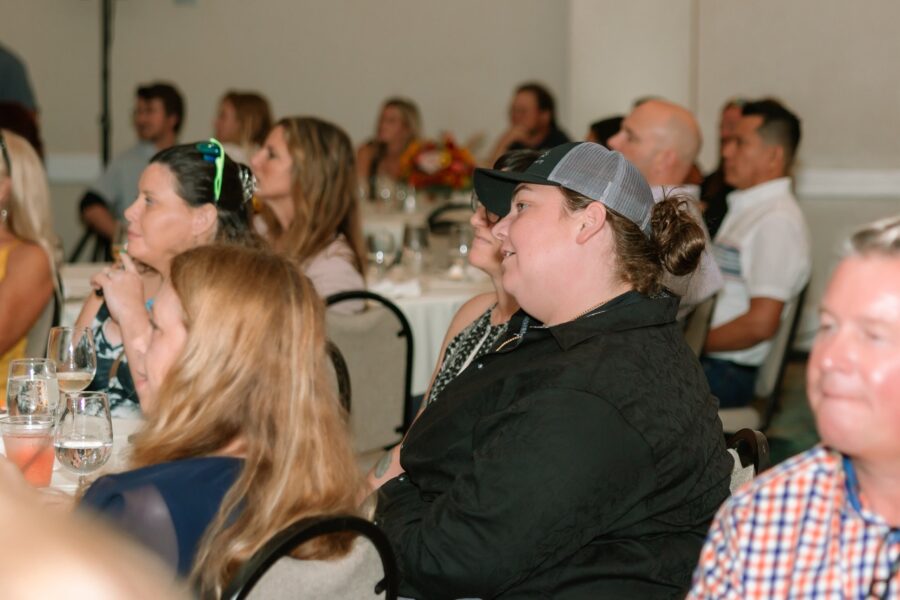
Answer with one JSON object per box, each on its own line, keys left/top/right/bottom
{"left": 376, "top": 291, "right": 733, "bottom": 599}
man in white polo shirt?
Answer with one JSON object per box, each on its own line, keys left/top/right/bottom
{"left": 702, "top": 98, "right": 811, "bottom": 408}
{"left": 609, "top": 98, "right": 723, "bottom": 316}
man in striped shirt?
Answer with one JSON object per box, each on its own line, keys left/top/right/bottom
{"left": 689, "top": 216, "right": 900, "bottom": 599}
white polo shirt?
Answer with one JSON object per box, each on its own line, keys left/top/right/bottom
{"left": 707, "top": 177, "right": 811, "bottom": 366}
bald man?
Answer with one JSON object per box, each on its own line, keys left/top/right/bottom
{"left": 609, "top": 99, "right": 723, "bottom": 316}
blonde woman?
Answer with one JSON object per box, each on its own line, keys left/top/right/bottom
{"left": 0, "top": 129, "right": 58, "bottom": 404}
{"left": 213, "top": 91, "right": 273, "bottom": 165}
{"left": 356, "top": 97, "right": 421, "bottom": 198}
{"left": 251, "top": 117, "right": 366, "bottom": 303}
{"left": 80, "top": 244, "right": 363, "bottom": 595}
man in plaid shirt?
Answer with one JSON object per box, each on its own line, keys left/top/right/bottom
{"left": 689, "top": 215, "right": 900, "bottom": 600}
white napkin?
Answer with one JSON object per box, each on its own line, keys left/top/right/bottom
{"left": 369, "top": 277, "right": 423, "bottom": 299}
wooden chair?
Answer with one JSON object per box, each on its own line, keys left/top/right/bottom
{"left": 223, "top": 515, "right": 399, "bottom": 600}
{"left": 682, "top": 295, "right": 716, "bottom": 357}
{"left": 726, "top": 428, "right": 770, "bottom": 493}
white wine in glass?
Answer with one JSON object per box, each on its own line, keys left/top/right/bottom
{"left": 47, "top": 327, "right": 97, "bottom": 393}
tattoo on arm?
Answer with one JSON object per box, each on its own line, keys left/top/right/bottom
{"left": 374, "top": 451, "right": 392, "bottom": 478}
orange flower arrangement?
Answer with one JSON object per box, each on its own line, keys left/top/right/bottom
{"left": 398, "top": 134, "right": 476, "bottom": 196}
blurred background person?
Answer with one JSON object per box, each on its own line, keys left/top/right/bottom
{"left": 0, "top": 129, "right": 58, "bottom": 407}
{"left": 212, "top": 90, "right": 273, "bottom": 165}
{"left": 701, "top": 97, "right": 746, "bottom": 237}
{"left": 356, "top": 97, "right": 421, "bottom": 199}
{"left": 0, "top": 42, "right": 38, "bottom": 120}
{"left": 81, "top": 245, "right": 363, "bottom": 594}
{"left": 0, "top": 101, "right": 43, "bottom": 159}
{"left": 79, "top": 82, "right": 184, "bottom": 253}
{"left": 486, "top": 81, "right": 570, "bottom": 165}
{"left": 252, "top": 117, "right": 366, "bottom": 305}
{"left": 585, "top": 115, "right": 623, "bottom": 148}
{"left": 76, "top": 141, "right": 256, "bottom": 417}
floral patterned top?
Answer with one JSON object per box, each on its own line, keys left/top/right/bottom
{"left": 86, "top": 303, "right": 141, "bottom": 418}
{"left": 424, "top": 304, "right": 508, "bottom": 407}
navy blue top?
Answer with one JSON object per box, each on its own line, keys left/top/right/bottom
{"left": 81, "top": 456, "right": 243, "bottom": 575}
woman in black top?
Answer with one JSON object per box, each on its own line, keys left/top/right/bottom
{"left": 375, "top": 142, "right": 733, "bottom": 599}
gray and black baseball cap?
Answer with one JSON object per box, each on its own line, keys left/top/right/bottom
{"left": 473, "top": 142, "right": 655, "bottom": 236}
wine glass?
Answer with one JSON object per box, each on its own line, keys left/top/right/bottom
{"left": 5, "top": 358, "right": 58, "bottom": 416}
{"left": 367, "top": 230, "right": 398, "bottom": 279}
{"left": 47, "top": 326, "right": 97, "bottom": 394}
{"left": 53, "top": 391, "right": 113, "bottom": 494}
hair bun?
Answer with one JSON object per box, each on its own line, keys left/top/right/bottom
{"left": 237, "top": 164, "right": 257, "bottom": 206}
{"left": 650, "top": 194, "right": 705, "bottom": 277}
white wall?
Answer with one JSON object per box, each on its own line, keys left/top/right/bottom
{"left": 568, "top": 0, "right": 695, "bottom": 142}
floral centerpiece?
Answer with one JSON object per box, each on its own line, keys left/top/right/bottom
{"left": 398, "top": 134, "right": 476, "bottom": 198}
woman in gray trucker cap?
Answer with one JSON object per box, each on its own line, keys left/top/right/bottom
{"left": 375, "top": 142, "right": 733, "bottom": 599}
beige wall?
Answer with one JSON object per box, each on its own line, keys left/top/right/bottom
{"left": 568, "top": 0, "right": 695, "bottom": 142}
{"left": 696, "top": 0, "right": 900, "bottom": 170}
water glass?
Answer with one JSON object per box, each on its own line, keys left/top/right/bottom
{"left": 53, "top": 391, "right": 113, "bottom": 495}
{"left": 402, "top": 223, "right": 430, "bottom": 275}
{"left": 6, "top": 358, "right": 58, "bottom": 416}
{"left": 367, "top": 230, "right": 398, "bottom": 278}
{"left": 47, "top": 326, "right": 97, "bottom": 393}
{"left": 0, "top": 414, "right": 55, "bottom": 487}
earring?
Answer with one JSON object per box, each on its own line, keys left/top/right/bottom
{"left": 0, "top": 208, "right": 7, "bottom": 224}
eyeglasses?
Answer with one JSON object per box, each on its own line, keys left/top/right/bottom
{"left": 0, "top": 130, "right": 11, "bottom": 178}
{"left": 196, "top": 138, "right": 225, "bottom": 203}
{"left": 470, "top": 192, "right": 501, "bottom": 226}
{"left": 866, "top": 530, "right": 900, "bottom": 600}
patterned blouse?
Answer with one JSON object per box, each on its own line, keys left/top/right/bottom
{"left": 86, "top": 303, "right": 141, "bottom": 418}
{"left": 425, "top": 304, "right": 508, "bottom": 407}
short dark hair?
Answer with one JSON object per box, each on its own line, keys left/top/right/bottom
{"left": 589, "top": 116, "right": 624, "bottom": 149}
{"left": 516, "top": 82, "right": 557, "bottom": 127}
{"left": 137, "top": 82, "right": 185, "bottom": 134}
{"left": 150, "top": 143, "right": 255, "bottom": 245}
{"left": 742, "top": 98, "right": 801, "bottom": 169}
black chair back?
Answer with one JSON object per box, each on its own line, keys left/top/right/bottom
{"left": 326, "top": 340, "right": 352, "bottom": 413}
{"left": 727, "top": 428, "right": 771, "bottom": 473}
{"left": 223, "top": 515, "right": 399, "bottom": 600}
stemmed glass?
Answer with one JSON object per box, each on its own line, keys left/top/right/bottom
{"left": 367, "top": 230, "right": 398, "bottom": 279}
{"left": 449, "top": 224, "right": 473, "bottom": 274}
{"left": 46, "top": 326, "right": 97, "bottom": 394}
{"left": 53, "top": 391, "right": 113, "bottom": 495}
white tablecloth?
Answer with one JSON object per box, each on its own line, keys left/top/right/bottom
{"left": 60, "top": 262, "right": 491, "bottom": 396}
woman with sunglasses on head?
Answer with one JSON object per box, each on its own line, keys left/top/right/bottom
{"left": 0, "top": 129, "right": 59, "bottom": 407}
{"left": 75, "top": 140, "right": 256, "bottom": 417}
{"left": 375, "top": 142, "right": 733, "bottom": 598}
{"left": 368, "top": 149, "right": 538, "bottom": 489}
{"left": 251, "top": 117, "right": 366, "bottom": 309}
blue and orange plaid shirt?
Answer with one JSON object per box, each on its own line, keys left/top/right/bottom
{"left": 688, "top": 445, "right": 900, "bottom": 599}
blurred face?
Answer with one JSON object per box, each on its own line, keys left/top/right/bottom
{"left": 135, "top": 283, "right": 187, "bottom": 410}
{"left": 468, "top": 200, "right": 502, "bottom": 277}
{"left": 808, "top": 255, "right": 900, "bottom": 463}
{"left": 722, "top": 115, "right": 776, "bottom": 190}
{"left": 123, "top": 163, "right": 202, "bottom": 271}
{"left": 607, "top": 105, "right": 662, "bottom": 179}
{"left": 719, "top": 104, "right": 743, "bottom": 151}
{"left": 509, "top": 91, "right": 546, "bottom": 135}
{"left": 213, "top": 99, "right": 241, "bottom": 143}
{"left": 376, "top": 106, "right": 410, "bottom": 146}
{"left": 133, "top": 97, "right": 174, "bottom": 143}
{"left": 251, "top": 126, "right": 294, "bottom": 213}
{"left": 491, "top": 184, "right": 578, "bottom": 312}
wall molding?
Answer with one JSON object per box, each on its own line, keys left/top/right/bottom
{"left": 795, "top": 168, "right": 900, "bottom": 197}
{"left": 44, "top": 152, "right": 900, "bottom": 197}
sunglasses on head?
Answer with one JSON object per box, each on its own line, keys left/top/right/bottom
{"left": 470, "top": 191, "right": 501, "bottom": 226}
{"left": 195, "top": 138, "right": 225, "bottom": 203}
{"left": 0, "top": 131, "right": 11, "bottom": 178}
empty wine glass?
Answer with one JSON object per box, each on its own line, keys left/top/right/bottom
{"left": 5, "top": 358, "right": 58, "bottom": 416}
{"left": 53, "top": 391, "right": 113, "bottom": 495}
{"left": 47, "top": 326, "right": 97, "bottom": 394}
{"left": 447, "top": 224, "right": 473, "bottom": 279}
{"left": 367, "top": 230, "right": 398, "bottom": 279}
